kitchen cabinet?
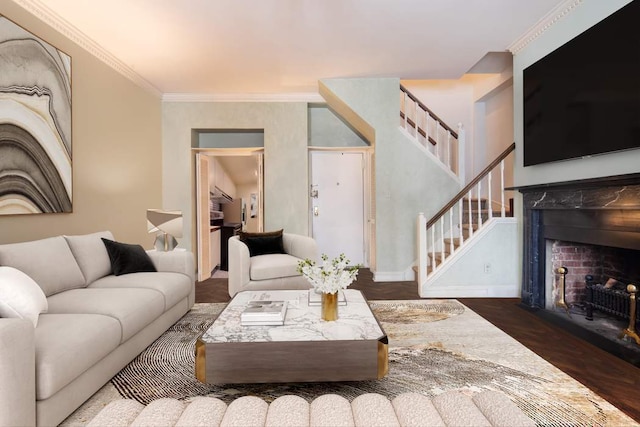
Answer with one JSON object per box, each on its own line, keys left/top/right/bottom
{"left": 211, "top": 157, "right": 237, "bottom": 199}
{"left": 210, "top": 228, "right": 221, "bottom": 270}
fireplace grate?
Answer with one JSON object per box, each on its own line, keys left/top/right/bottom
{"left": 585, "top": 276, "right": 639, "bottom": 329}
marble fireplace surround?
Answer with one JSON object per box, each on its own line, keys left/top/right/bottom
{"left": 517, "top": 173, "right": 640, "bottom": 309}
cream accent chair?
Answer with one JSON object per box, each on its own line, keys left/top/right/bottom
{"left": 228, "top": 233, "right": 318, "bottom": 297}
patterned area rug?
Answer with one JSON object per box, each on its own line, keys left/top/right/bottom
{"left": 62, "top": 300, "right": 635, "bottom": 426}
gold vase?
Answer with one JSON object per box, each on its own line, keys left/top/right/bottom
{"left": 321, "top": 292, "right": 338, "bottom": 321}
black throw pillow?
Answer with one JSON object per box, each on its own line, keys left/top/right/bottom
{"left": 239, "top": 229, "right": 285, "bottom": 257}
{"left": 101, "top": 238, "right": 157, "bottom": 276}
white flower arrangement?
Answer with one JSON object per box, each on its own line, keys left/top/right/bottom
{"left": 297, "top": 253, "right": 360, "bottom": 294}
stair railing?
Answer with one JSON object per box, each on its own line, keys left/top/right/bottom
{"left": 417, "top": 143, "right": 516, "bottom": 285}
{"left": 400, "top": 84, "right": 465, "bottom": 182}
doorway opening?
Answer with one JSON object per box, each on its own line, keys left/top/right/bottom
{"left": 193, "top": 129, "right": 264, "bottom": 281}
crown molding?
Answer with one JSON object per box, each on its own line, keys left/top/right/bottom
{"left": 162, "top": 92, "right": 325, "bottom": 103}
{"left": 508, "top": 0, "right": 583, "bottom": 54}
{"left": 12, "top": 0, "right": 162, "bottom": 98}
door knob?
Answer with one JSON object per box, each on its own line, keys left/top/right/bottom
{"left": 314, "top": 206, "right": 319, "bottom": 216}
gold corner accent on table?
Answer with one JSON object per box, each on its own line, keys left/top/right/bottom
{"left": 195, "top": 339, "right": 206, "bottom": 383}
{"left": 377, "top": 338, "right": 389, "bottom": 379}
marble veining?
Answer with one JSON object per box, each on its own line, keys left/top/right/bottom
{"left": 201, "top": 289, "right": 384, "bottom": 344}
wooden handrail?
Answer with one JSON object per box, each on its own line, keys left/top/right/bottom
{"left": 427, "top": 142, "right": 515, "bottom": 228}
{"left": 400, "top": 111, "right": 437, "bottom": 146}
{"left": 400, "top": 84, "right": 459, "bottom": 139}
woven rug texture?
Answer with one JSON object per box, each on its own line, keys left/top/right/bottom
{"left": 63, "top": 300, "right": 635, "bottom": 427}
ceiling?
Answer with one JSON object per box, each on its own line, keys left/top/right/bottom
{"left": 31, "top": 0, "right": 567, "bottom": 95}
{"left": 215, "top": 155, "right": 259, "bottom": 187}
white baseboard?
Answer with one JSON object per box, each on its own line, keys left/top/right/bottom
{"left": 420, "top": 284, "right": 520, "bottom": 298}
{"left": 373, "top": 267, "right": 415, "bottom": 282}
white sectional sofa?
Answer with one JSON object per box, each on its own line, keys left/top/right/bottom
{"left": 0, "top": 231, "right": 195, "bottom": 427}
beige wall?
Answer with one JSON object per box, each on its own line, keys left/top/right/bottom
{"left": 0, "top": 2, "right": 162, "bottom": 246}
{"left": 162, "top": 102, "right": 308, "bottom": 253}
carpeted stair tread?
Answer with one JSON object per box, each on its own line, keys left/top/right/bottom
{"left": 88, "top": 391, "right": 534, "bottom": 427}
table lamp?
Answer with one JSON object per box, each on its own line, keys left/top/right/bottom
{"left": 147, "top": 209, "right": 183, "bottom": 251}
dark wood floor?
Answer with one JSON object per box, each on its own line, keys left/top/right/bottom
{"left": 195, "top": 270, "right": 640, "bottom": 423}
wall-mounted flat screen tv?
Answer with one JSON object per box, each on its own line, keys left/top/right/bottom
{"left": 523, "top": 0, "right": 640, "bottom": 167}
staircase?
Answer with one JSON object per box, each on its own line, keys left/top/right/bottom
{"left": 427, "top": 196, "right": 512, "bottom": 272}
{"left": 400, "top": 84, "right": 465, "bottom": 182}
{"left": 417, "top": 142, "right": 517, "bottom": 297}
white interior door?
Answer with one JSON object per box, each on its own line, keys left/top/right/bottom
{"left": 311, "top": 151, "right": 365, "bottom": 265}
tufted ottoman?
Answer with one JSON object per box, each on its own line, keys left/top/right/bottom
{"left": 86, "top": 390, "right": 535, "bottom": 427}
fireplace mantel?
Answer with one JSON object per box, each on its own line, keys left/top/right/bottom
{"left": 516, "top": 174, "right": 640, "bottom": 308}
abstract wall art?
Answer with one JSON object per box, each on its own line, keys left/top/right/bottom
{"left": 0, "top": 15, "right": 72, "bottom": 215}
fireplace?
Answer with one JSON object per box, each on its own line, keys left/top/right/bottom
{"left": 517, "top": 174, "right": 640, "bottom": 364}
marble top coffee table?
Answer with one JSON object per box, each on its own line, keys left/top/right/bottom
{"left": 195, "top": 289, "right": 388, "bottom": 384}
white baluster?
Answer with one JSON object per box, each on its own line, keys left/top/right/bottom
{"left": 425, "top": 113, "right": 430, "bottom": 148}
{"left": 413, "top": 100, "right": 419, "bottom": 140}
{"left": 457, "top": 123, "right": 465, "bottom": 184}
{"left": 430, "top": 226, "right": 436, "bottom": 274}
{"left": 403, "top": 92, "right": 408, "bottom": 131}
{"left": 417, "top": 213, "right": 427, "bottom": 285}
{"left": 467, "top": 190, "right": 473, "bottom": 238}
{"left": 447, "top": 132, "right": 452, "bottom": 172}
{"left": 501, "top": 159, "right": 506, "bottom": 217}
{"left": 477, "top": 181, "right": 482, "bottom": 227}
{"left": 440, "top": 217, "right": 445, "bottom": 264}
{"left": 488, "top": 170, "right": 493, "bottom": 220}
{"left": 448, "top": 208, "right": 454, "bottom": 255}
{"left": 434, "top": 122, "right": 440, "bottom": 159}
{"left": 458, "top": 199, "right": 464, "bottom": 245}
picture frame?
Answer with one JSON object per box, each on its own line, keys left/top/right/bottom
{"left": 0, "top": 15, "right": 72, "bottom": 215}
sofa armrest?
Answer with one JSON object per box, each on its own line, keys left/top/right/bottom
{"left": 283, "top": 233, "right": 318, "bottom": 262}
{"left": 228, "top": 236, "right": 251, "bottom": 297}
{"left": 0, "top": 319, "right": 36, "bottom": 427}
{"left": 146, "top": 250, "right": 195, "bottom": 284}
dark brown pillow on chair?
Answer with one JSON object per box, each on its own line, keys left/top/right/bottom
{"left": 238, "top": 229, "right": 285, "bottom": 257}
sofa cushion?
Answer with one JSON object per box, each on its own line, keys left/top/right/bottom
{"left": 101, "top": 238, "right": 157, "bottom": 276}
{"left": 249, "top": 254, "right": 301, "bottom": 281}
{"left": 64, "top": 231, "right": 114, "bottom": 285}
{"left": 0, "top": 236, "right": 86, "bottom": 296}
{"left": 0, "top": 266, "right": 48, "bottom": 327}
{"left": 46, "top": 288, "right": 164, "bottom": 342}
{"left": 89, "top": 272, "right": 191, "bottom": 310}
{"left": 35, "top": 313, "right": 121, "bottom": 400}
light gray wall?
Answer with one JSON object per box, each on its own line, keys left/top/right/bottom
{"left": 198, "top": 131, "right": 264, "bottom": 148}
{"left": 308, "top": 105, "right": 368, "bottom": 147}
{"left": 513, "top": 0, "right": 639, "bottom": 188}
{"left": 320, "top": 78, "right": 461, "bottom": 277}
{"left": 424, "top": 221, "right": 519, "bottom": 297}
{"left": 162, "top": 102, "right": 308, "bottom": 252}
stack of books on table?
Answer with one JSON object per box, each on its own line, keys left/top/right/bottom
{"left": 240, "top": 300, "right": 288, "bottom": 326}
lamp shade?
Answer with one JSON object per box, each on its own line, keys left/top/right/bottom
{"left": 146, "top": 209, "right": 183, "bottom": 238}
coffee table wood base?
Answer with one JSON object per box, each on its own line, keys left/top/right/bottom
{"left": 196, "top": 336, "right": 388, "bottom": 384}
